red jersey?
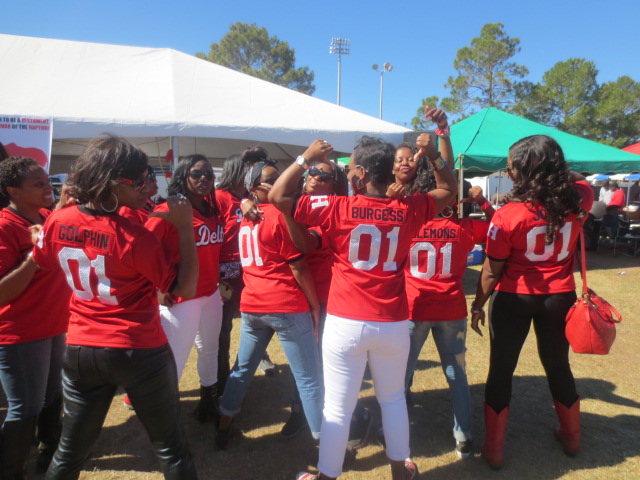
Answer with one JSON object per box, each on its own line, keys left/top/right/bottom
{"left": 486, "top": 181, "right": 595, "bottom": 294}
{"left": 0, "top": 208, "right": 69, "bottom": 344}
{"left": 608, "top": 189, "right": 625, "bottom": 208}
{"left": 239, "top": 203, "right": 308, "bottom": 313}
{"left": 215, "top": 189, "right": 242, "bottom": 263}
{"left": 406, "top": 217, "right": 489, "bottom": 322}
{"left": 119, "top": 199, "right": 156, "bottom": 224}
{"left": 33, "top": 205, "right": 177, "bottom": 349}
{"left": 294, "top": 193, "right": 437, "bottom": 322}
{"left": 306, "top": 227, "right": 333, "bottom": 304}
{"left": 145, "top": 203, "right": 224, "bottom": 301}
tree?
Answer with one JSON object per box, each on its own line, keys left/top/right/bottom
{"left": 590, "top": 76, "right": 640, "bottom": 148}
{"left": 196, "top": 22, "right": 315, "bottom": 95}
{"left": 513, "top": 58, "right": 599, "bottom": 135}
{"left": 411, "top": 96, "right": 440, "bottom": 130}
{"left": 442, "top": 23, "right": 528, "bottom": 115}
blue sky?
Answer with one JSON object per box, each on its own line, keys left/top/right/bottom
{"left": 4, "top": 0, "right": 639, "bottom": 127}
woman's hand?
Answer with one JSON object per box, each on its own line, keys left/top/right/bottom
{"left": 385, "top": 181, "right": 405, "bottom": 199}
{"left": 150, "top": 194, "right": 193, "bottom": 229}
{"left": 241, "top": 198, "right": 263, "bottom": 221}
{"left": 28, "top": 224, "right": 43, "bottom": 246}
{"left": 425, "top": 105, "right": 449, "bottom": 130}
{"left": 310, "top": 305, "right": 321, "bottom": 340}
{"left": 462, "top": 185, "right": 487, "bottom": 204}
{"left": 471, "top": 309, "right": 485, "bottom": 336}
{"left": 158, "top": 291, "right": 176, "bottom": 307}
{"left": 415, "top": 133, "right": 439, "bottom": 162}
{"left": 302, "top": 140, "right": 333, "bottom": 164}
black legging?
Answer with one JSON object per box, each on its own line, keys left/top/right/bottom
{"left": 485, "top": 290, "right": 578, "bottom": 412}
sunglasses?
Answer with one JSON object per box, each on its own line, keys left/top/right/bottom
{"left": 189, "top": 169, "right": 214, "bottom": 180}
{"left": 116, "top": 175, "right": 154, "bottom": 192}
{"left": 307, "top": 167, "right": 334, "bottom": 183}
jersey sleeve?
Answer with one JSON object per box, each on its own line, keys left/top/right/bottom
{"left": 129, "top": 228, "right": 177, "bottom": 293}
{"left": 294, "top": 195, "right": 335, "bottom": 230}
{"left": 574, "top": 181, "right": 595, "bottom": 214}
{"left": 469, "top": 219, "right": 491, "bottom": 244}
{"left": 0, "top": 223, "right": 23, "bottom": 277}
{"left": 484, "top": 210, "right": 512, "bottom": 261}
{"left": 32, "top": 215, "right": 59, "bottom": 272}
{"left": 406, "top": 193, "right": 437, "bottom": 226}
{"left": 274, "top": 214, "right": 304, "bottom": 263}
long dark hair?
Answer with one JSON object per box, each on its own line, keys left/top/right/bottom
{"left": 396, "top": 142, "right": 437, "bottom": 195}
{"left": 168, "top": 154, "right": 219, "bottom": 216}
{"left": 507, "top": 135, "right": 583, "bottom": 245}
{"left": 70, "top": 135, "right": 147, "bottom": 205}
{"left": 216, "top": 154, "right": 246, "bottom": 193}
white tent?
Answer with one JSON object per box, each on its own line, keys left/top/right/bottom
{"left": 0, "top": 34, "right": 410, "bottom": 168}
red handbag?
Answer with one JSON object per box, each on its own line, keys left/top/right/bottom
{"left": 565, "top": 230, "right": 622, "bottom": 354}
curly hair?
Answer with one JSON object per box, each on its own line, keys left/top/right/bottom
{"left": 168, "top": 154, "right": 219, "bottom": 216}
{"left": 353, "top": 136, "right": 395, "bottom": 186}
{"left": 506, "top": 135, "right": 583, "bottom": 245}
{"left": 394, "top": 143, "right": 436, "bottom": 196}
{"left": 0, "top": 156, "right": 39, "bottom": 200}
{"left": 69, "top": 135, "right": 148, "bottom": 205}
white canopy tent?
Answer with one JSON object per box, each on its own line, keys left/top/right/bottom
{"left": 0, "top": 34, "right": 410, "bottom": 170}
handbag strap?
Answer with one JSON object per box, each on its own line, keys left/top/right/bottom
{"left": 577, "top": 229, "right": 588, "bottom": 296}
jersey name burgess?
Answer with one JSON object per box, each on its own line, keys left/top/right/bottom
{"left": 348, "top": 206, "right": 406, "bottom": 224}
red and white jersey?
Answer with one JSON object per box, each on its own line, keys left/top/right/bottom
{"left": 406, "top": 216, "right": 489, "bottom": 322}
{"left": 306, "top": 226, "right": 333, "bottom": 304}
{"left": 238, "top": 203, "right": 308, "bottom": 313}
{"left": 486, "top": 181, "right": 595, "bottom": 294}
{"left": 215, "top": 189, "right": 243, "bottom": 263}
{"left": 33, "top": 205, "right": 177, "bottom": 349}
{"left": 145, "top": 203, "right": 224, "bottom": 302}
{"left": 119, "top": 199, "right": 156, "bottom": 225}
{"left": 294, "top": 193, "right": 437, "bottom": 322}
{"left": 0, "top": 208, "right": 69, "bottom": 344}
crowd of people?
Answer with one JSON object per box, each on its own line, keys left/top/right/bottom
{"left": 0, "top": 110, "right": 596, "bottom": 479}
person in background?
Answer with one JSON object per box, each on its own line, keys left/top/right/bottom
{"left": 215, "top": 154, "right": 248, "bottom": 394}
{"left": 598, "top": 180, "right": 612, "bottom": 205}
{"left": 216, "top": 160, "right": 323, "bottom": 451}
{"left": 145, "top": 155, "right": 225, "bottom": 424}
{"left": 0, "top": 156, "right": 69, "bottom": 478}
{"left": 33, "top": 135, "right": 199, "bottom": 480}
{"left": 606, "top": 181, "right": 625, "bottom": 212}
{"left": 119, "top": 165, "right": 160, "bottom": 224}
{"left": 270, "top": 134, "right": 457, "bottom": 480}
{"left": 470, "top": 135, "right": 594, "bottom": 470}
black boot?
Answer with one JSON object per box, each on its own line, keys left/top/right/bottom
{"left": 35, "top": 393, "right": 63, "bottom": 474}
{"left": 193, "top": 384, "right": 220, "bottom": 424}
{"left": 1, "top": 417, "right": 37, "bottom": 480}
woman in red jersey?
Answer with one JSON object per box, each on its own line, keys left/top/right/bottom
{"left": 32, "top": 135, "right": 199, "bottom": 480}
{"left": 271, "top": 135, "right": 457, "bottom": 480}
{"left": 0, "top": 156, "right": 69, "bottom": 477}
{"left": 146, "top": 155, "right": 224, "bottom": 423}
{"left": 216, "top": 160, "right": 324, "bottom": 451}
{"left": 471, "top": 135, "right": 594, "bottom": 469}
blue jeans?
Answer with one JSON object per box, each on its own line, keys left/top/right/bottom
{"left": 0, "top": 333, "right": 66, "bottom": 421}
{"left": 220, "top": 311, "right": 323, "bottom": 437}
{"left": 406, "top": 319, "right": 471, "bottom": 442}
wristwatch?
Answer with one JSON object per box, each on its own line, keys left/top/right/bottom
{"left": 296, "top": 155, "right": 309, "bottom": 170}
{"left": 429, "top": 153, "right": 446, "bottom": 170}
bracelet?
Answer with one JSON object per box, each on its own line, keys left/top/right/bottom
{"left": 479, "top": 200, "right": 492, "bottom": 210}
{"left": 471, "top": 308, "right": 484, "bottom": 314}
{"left": 435, "top": 125, "right": 450, "bottom": 137}
{"left": 429, "top": 153, "right": 446, "bottom": 170}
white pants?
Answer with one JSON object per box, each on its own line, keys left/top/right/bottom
{"left": 160, "top": 290, "right": 223, "bottom": 387}
{"left": 318, "top": 314, "right": 411, "bottom": 478}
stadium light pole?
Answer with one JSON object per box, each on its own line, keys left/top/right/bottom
{"left": 372, "top": 63, "right": 393, "bottom": 119}
{"left": 329, "top": 38, "right": 350, "bottom": 105}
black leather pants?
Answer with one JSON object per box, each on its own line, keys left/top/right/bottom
{"left": 45, "top": 344, "right": 197, "bottom": 480}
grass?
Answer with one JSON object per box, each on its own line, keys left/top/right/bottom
{"left": 13, "top": 249, "right": 640, "bottom": 479}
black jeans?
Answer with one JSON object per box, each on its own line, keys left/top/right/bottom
{"left": 45, "top": 344, "right": 197, "bottom": 480}
{"left": 485, "top": 291, "right": 578, "bottom": 412}
{"left": 217, "top": 275, "right": 244, "bottom": 392}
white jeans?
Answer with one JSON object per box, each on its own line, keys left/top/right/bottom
{"left": 318, "top": 314, "right": 411, "bottom": 478}
{"left": 160, "top": 290, "right": 223, "bottom": 386}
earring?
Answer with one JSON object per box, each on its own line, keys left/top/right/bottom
{"left": 100, "top": 191, "right": 119, "bottom": 213}
{"left": 441, "top": 206, "right": 453, "bottom": 218}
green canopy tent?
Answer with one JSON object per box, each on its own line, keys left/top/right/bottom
{"left": 451, "top": 108, "right": 640, "bottom": 176}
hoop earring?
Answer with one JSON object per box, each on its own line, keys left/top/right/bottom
{"left": 441, "top": 206, "right": 453, "bottom": 218}
{"left": 100, "top": 191, "right": 119, "bottom": 213}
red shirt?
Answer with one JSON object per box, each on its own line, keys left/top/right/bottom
{"left": 486, "top": 181, "right": 595, "bottom": 294}
{"left": 407, "top": 217, "right": 489, "bottom": 322}
{"left": 608, "top": 189, "right": 625, "bottom": 208}
{"left": 239, "top": 203, "right": 308, "bottom": 313}
{"left": 0, "top": 208, "right": 69, "bottom": 344}
{"left": 145, "top": 203, "right": 224, "bottom": 301}
{"left": 215, "top": 189, "right": 242, "bottom": 263}
{"left": 306, "top": 227, "right": 333, "bottom": 304}
{"left": 33, "top": 206, "right": 176, "bottom": 348}
{"left": 294, "top": 193, "right": 437, "bottom": 322}
{"left": 119, "top": 199, "right": 156, "bottom": 225}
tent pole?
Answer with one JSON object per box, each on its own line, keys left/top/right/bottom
{"left": 457, "top": 154, "right": 464, "bottom": 219}
{"left": 171, "top": 137, "right": 180, "bottom": 170}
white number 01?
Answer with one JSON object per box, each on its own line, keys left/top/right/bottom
{"left": 58, "top": 247, "right": 118, "bottom": 305}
